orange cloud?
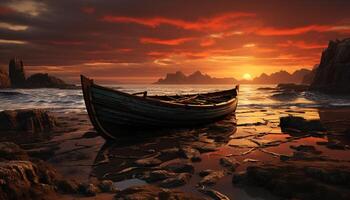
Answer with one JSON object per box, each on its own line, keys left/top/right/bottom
{"left": 140, "top": 37, "right": 193, "bottom": 45}
{"left": 200, "top": 38, "right": 216, "bottom": 47}
{"left": 256, "top": 25, "right": 350, "bottom": 36}
{"left": 277, "top": 40, "right": 327, "bottom": 49}
{"left": 102, "top": 12, "right": 255, "bottom": 31}
{"left": 243, "top": 43, "right": 256, "bottom": 48}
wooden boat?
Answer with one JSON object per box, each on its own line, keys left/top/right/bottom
{"left": 81, "top": 75, "right": 238, "bottom": 139}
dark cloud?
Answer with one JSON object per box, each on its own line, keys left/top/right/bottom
{"left": 0, "top": 0, "right": 349, "bottom": 83}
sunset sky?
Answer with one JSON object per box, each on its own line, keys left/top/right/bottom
{"left": 0, "top": 0, "right": 349, "bottom": 83}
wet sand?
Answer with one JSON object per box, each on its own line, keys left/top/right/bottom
{"left": 1, "top": 106, "right": 350, "bottom": 199}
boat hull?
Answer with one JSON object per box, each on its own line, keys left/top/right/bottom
{"left": 81, "top": 75, "right": 238, "bottom": 139}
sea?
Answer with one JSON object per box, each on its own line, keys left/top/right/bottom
{"left": 1, "top": 84, "right": 350, "bottom": 112}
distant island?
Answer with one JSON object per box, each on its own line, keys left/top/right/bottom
{"left": 155, "top": 71, "right": 237, "bottom": 84}
{"left": 240, "top": 68, "right": 311, "bottom": 84}
{"left": 155, "top": 69, "right": 312, "bottom": 85}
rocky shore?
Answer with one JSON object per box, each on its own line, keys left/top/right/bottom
{"left": 0, "top": 106, "right": 350, "bottom": 199}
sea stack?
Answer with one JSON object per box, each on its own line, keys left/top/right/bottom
{"left": 9, "top": 58, "right": 26, "bottom": 88}
{"left": 311, "top": 38, "right": 350, "bottom": 93}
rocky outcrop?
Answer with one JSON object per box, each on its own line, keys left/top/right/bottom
{"left": 155, "top": 71, "right": 236, "bottom": 84}
{"left": 280, "top": 116, "right": 325, "bottom": 133}
{"left": 26, "top": 73, "right": 76, "bottom": 89}
{"left": 114, "top": 185, "right": 203, "bottom": 200}
{"left": 0, "top": 109, "right": 56, "bottom": 133}
{"left": 302, "top": 65, "right": 318, "bottom": 85}
{"left": 0, "top": 160, "right": 58, "bottom": 200}
{"left": 9, "top": 58, "right": 26, "bottom": 88}
{"left": 277, "top": 83, "right": 309, "bottom": 92}
{"left": 198, "top": 170, "right": 225, "bottom": 186}
{"left": 159, "top": 172, "right": 192, "bottom": 188}
{"left": 0, "top": 142, "right": 117, "bottom": 199}
{"left": 220, "top": 157, "right": 240, "bottom": 171}
{"left": 233, "top": 164, "right": 350, "bottom": 200}
{"left": 0, "top": 142, "right": 29, "bottom": 161}
{"left": 0, "top": 69, "right": 10, "bottom": 88}
{"left": 311, "top": 38, "right": 350, "bottom": 93}
{"left": 1, "top": 58, "right": 77, "bottom": 89}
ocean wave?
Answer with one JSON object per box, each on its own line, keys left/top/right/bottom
{"left": 1, "top": 85, "right": 350, "bottom": 112}
{"left": 270, "top": 92, "right": 299, "bottom": 101}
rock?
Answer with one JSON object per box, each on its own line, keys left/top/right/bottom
{"left": 0, "top": 160, "right": 58, "bottom": 200}
{"left": 280, "top": 116, "right": 325, "bottom": 133}
{"left": 291, "top": 151, "right": 325, "bottom": 161}
{"left": 198, "top": 169, "right": 214, "bottom": 177}
{"left": 0, "top": 109, "right": 56, "bottom": 133}
{"left": 232, "top": 164, "right": 350, "bottom": 200}
{"left": 257, "top": 87, "right": 276, "bottom": 90}
{"left": 82, "top": 131, "right": 99, "bottom": 138}
{"left": 26, "top": 73, "right": 76, "bottom": 89}
{"left": 179, "top": 146, "right": 201, "bottom": 161}
{"left": 271, "top": 91, "right": 298, "bottom": 101}
{"left": 290, "top": 145, "right": 321, "bottom": 154}
{"left": 232, "top": 171, "right": 247, "bottom": 184}
{"left": 311, "top": 38, "right": 350, "bottom": 93}
{"left": 78, "top": 183, "right": 99, "bottom": 197}
{"left": 141, "top": 170, "right": 176, "bottom": 183}
{"left": 191, "top": 141, "right": 217, "bottom": 152}
{"left": 277, "top": 83, "right": 309, "bottom": 92}
{"left": 114, "top": 185, "right": 203, "bottom": 200}
{"left": 159, "top": 173, "right": 191, "bottom": 188}
{"left": 199, "top": 170, "right": 225, "bottom": 186}
{"left": 323, "top": 140, "right": 347, "bottom": 150}
{"left": 134, "top": 156, "right": 162, "bottom": 167}
{"left": 6, "top": 58, "right": 77, "bottom": 89}
{"left": 243, "top": 158, "right": 259, "bottom": 163}
{"left": 304, "top": 167, "right": 350, "bottom": 185}
{"left": 0, "top": 142, "right": 29, "bottom": 161}
{"left": 280, "top": 155, "right": 292, "bottom": 161}
{"left": 0, "top": 69, "right": 10, "bottom": 88}
{"left": 56, "top": 179, "right": 79, "bottom": 194}
{"left": 302, "top": 65, "right": 318, "bottom": 85}
{"left": 26, "top": 146, "right": 59, "bottom": 160}
{"left": 160, "top": 147, "right": 181, "bottom": 159}
{"left": 98, "top": 180, "right": 118, "bottom": 192}
{"left": 163, "top": 162, "right": 194, "bottom": 174}
{"left": 8, "top": 58, "right": 26, "bottom": 88}
{"left": 219, "top": 157, "right": 240, "bottom": 171}
{"left": 198, "top": 188, "right": 230, "bottom": 200}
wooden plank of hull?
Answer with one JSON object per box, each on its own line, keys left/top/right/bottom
{"left": 94, "top": 100, "right": 237, "bottom": 127}
{"left": 81, "top": 75, "right": 238, "bottom": 140}
{"left": 91, "top": 89, "right": 237, "bottom": 121}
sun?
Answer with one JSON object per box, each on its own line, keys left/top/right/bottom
{"left": 243, "top": 73, "right": 252, "bottom": 80}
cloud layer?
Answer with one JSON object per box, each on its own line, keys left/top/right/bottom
{"left": 0, "top": 0, "right": 349, "bottom": 83}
